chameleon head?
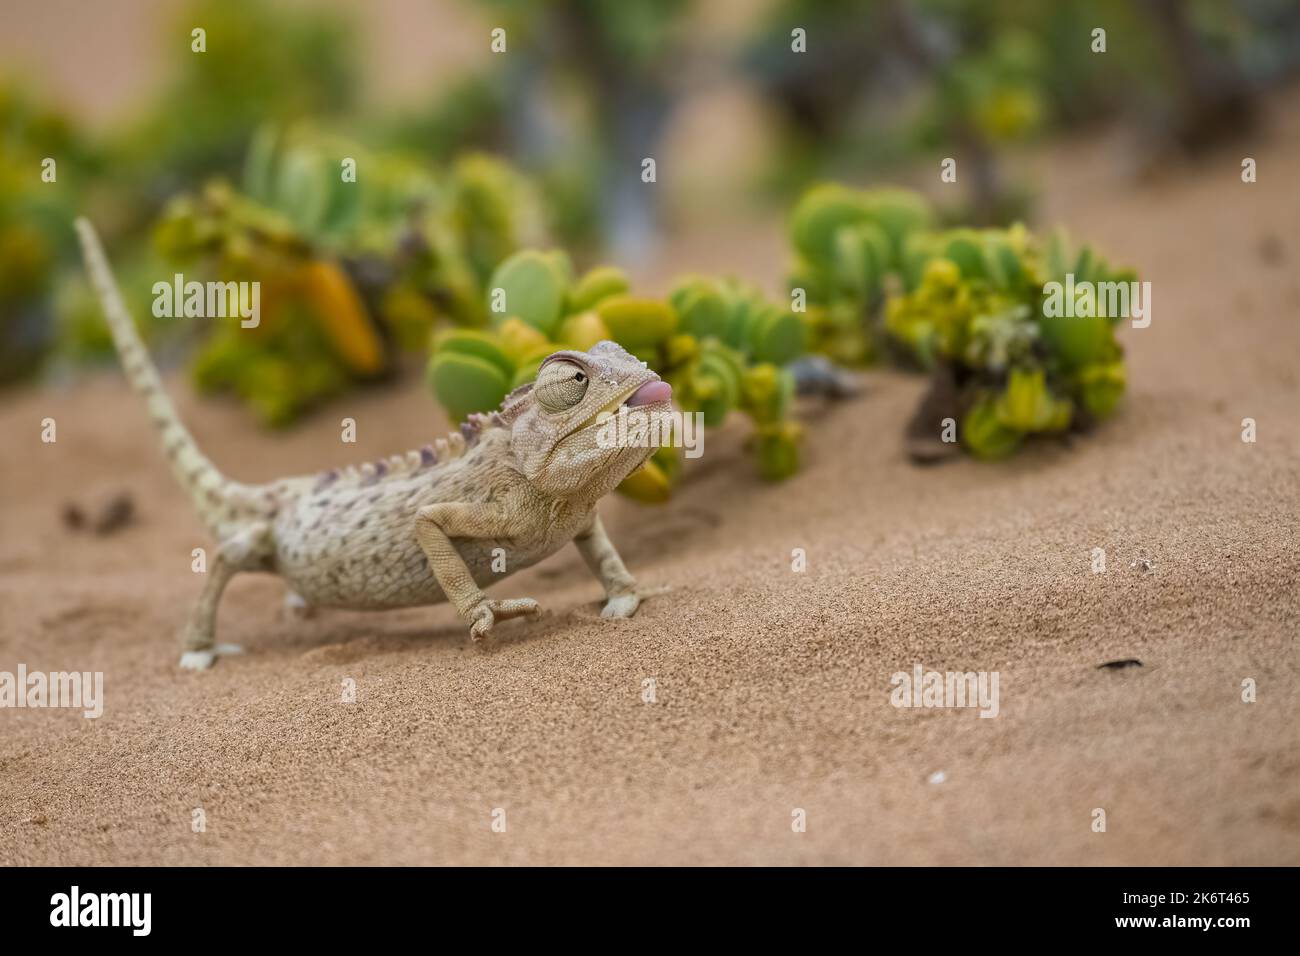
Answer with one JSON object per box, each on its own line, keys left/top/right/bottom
{"left": 505, "top": 340, "right": 674, "bottom": 500}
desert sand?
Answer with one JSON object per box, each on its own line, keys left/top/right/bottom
{"left": 2, "top": 100, "right": 1298, "bottom": 866}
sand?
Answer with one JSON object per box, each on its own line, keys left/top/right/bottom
{"left": 2, "top": 97, "right": 1299, "bottom": 866}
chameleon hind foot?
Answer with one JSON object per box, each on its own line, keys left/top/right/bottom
{"left": 282, "top": 590, "right": 315, "bottom": 621}
{"left": 178, "top": 643, "right": 244, "bottom": 671}
{"left": 468, "top": 597, "right": 541, "bottom": 642}
{"left": 600, "top": 583, "right": 670, "bottom": 619}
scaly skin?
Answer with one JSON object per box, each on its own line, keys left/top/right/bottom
{"left": 76, "top": 220, "right": 670, "bottom": 670}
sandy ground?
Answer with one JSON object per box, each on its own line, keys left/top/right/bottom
{"left": 3, "top": 96, "right": 1300, "bottom": 865}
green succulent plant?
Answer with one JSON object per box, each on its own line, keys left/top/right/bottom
{"left": 0, "top": 78, "right": 107, "bottom": 381}
{"left": 882, "top": 221, "right": 1134, "bottom": 460}
{"left": 150, "top": 128, "right": 531, "bottom": 425}
{"left": 783, "top": 178, "right": 1135, "bottom": 461}
{"left": 787, "top": 183, "right": 934, "bottom": 365}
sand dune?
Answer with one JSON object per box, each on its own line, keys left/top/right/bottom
{"left": 2, "top": 100, "right": 1298, "bottom": 866}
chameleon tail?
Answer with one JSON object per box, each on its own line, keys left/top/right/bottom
{"left": 75, "top": 218, "right": 253, "bottom": 537}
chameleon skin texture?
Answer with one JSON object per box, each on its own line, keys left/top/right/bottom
{"left": 76, "top": 220, "right": 669, "bottom": 669}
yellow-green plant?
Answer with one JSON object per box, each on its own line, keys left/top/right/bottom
{"left": 885, "top": 225, "right": 1133, "bottom": 459}
{"left": 786, "top": 180, "right": 1135, "bottom": 460}
{"left": 0, "top": 79, "right": 103, "bottom": 381}
{"left": 152, "top": 127, "right": 532, "bottom": 424}
{"left": 787, "top": 183, "right": 934, "bottom": 365}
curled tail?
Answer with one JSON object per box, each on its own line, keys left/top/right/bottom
{"left": 75, "top": 218, "right": 258, "bottom": 538}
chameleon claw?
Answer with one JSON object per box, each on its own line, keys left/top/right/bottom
{"left": 469, "top": 598, "right": 541, "bottom": 642}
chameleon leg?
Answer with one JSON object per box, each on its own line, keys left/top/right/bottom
{"left": 414, "top": 503, "right": 540, "bottom": 642}
{"left": 178, "top": 555, "right": 242, "bottom": 670}
{"left": 179, "top": 522, "right": 270, "bottom": 670}
{"left": 574, "top": 513, "right": 659, "bottom": 619}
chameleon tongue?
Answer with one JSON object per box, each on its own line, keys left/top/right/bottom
{"left": 624, "top": 381, "right": 672, "bottom": 407}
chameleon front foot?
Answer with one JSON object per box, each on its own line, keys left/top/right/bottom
{"left": 468, "top": 597, "right": 541, "bottom": 642}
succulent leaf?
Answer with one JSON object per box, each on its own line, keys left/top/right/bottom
{"left": 1076, "top": 361, "right": 1126, "bottom": 420}
{"left": 789, "top": 183, "right": 873, "bottom": 264}
{"left": 994, "top": 367, "right": 1072, "bottom": 433}
{"left": 433, "top": 327, "right": 515, "bottom": 379}
{"left": 426, "top": 350, "right": 512, "bottom": 424}
{"left": 616, "top": 455, "right": 674, "bottom": 503}
{"left": 556, "top": 310, "right": 612, "bottom": 352}
{"left": 297, "top": 259, "right": 386, "bottom": 376}
{"left": 568, "top": 265, "right": 630, "bottom": 312}
{"left": 510, "top": 344, "right": 558, "bottom": 389}
{"left": 754, "top": 422, "right": 801, "bottom": 481}
{"left": 495, "top": 316, "right": 552, "bottom": 365}
{"left": 595, "top": 295, "right": 678, "bottom": 347}
{"left": 962, "top": 395, "right": 1025, "bottom": 460}
{"left": 673, "top": 281, "right": 729, "bottom": 340}
{"left": 487, "top": 250, "right": 568, "bottom": 336}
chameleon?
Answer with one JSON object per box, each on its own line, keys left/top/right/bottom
{"left": 75, "top": 219, "right": 671, "bottom": 670}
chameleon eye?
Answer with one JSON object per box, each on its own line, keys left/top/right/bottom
{"left": 535, "top": 360, "right": 590, "bottom": 412}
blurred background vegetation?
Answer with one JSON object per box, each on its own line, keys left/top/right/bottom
{"left": 3, "top": 0, "right": 1297, "bottom": 484}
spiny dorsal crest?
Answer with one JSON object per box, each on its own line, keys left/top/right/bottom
{"left": 310, "top": 411, "right": 504, "bottom": 493}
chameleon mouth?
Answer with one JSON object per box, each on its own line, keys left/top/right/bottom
{"left": 624, "top": 380, "right": 672, "bottom": 407}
